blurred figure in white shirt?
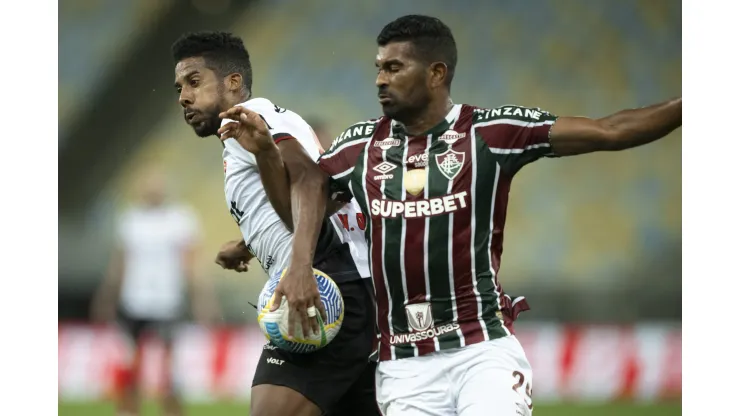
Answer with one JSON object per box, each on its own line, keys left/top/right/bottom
{"left": 91, "top": 167, "right": 219, "bottom": 416}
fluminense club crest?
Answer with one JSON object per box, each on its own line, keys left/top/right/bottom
{"left": 435, "top": 149, "right": 465, "bottom": 180}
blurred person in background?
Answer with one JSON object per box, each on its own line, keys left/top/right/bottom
{"left": 91, "top": 166, "right": 220, "bottom": 416}
{"left": 226, "top": 14, "right": 681, "bottom": 416}
{"left": 172, "top": 32, "right": 377, "bottom": 416}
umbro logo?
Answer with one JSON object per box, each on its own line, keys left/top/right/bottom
{"left": 373, "top": 161, "right": 397, "bottom": 181}
{"left": 373, "top": 162, "right": 397, "bottom": 174}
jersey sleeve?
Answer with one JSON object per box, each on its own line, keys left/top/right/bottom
{"left": 473, "top": 105, "right": 559, "bottom": 175}
{"left": 317, "top": 120, "right": 377, "bottom": 203}
{"left": 221, "top": 100, "right": 323, "bottom": 165}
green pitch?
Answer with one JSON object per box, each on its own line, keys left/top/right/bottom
{"left": 59, "top": 401, "right": 681, "bottom": 416}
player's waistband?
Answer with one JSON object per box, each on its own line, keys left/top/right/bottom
{"left": 374, "top": 293, "right": 531, "bottom": 361}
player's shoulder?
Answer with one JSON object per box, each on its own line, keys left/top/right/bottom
{"left": 469, "top": 103, "right": 557, "bottom": 125}
{"left": 324, "top": 117, "right": 383, "bottom": 155}
{"left": 224, "top": 97, "right": 299, "bottom": 128}
{"left": 239, "top": 96, "right": 281, "bottom": 114}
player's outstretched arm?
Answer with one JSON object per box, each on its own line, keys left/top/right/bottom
{"left": 549, "top": 97, "right": 681, "bottom": 156}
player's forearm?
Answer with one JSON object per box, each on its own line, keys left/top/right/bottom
{"left": 255, "top": 144, "right": 295, "bottom": 231}
{"left": 288, "top": 164, "right": 328, "bottom": 270}
{"left": 597, "top": 97, "right": 682, "bottom": 150}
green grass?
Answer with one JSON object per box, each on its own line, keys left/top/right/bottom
{"left": 58, "top": 401, "right": 249, "bottom": 416}
{"left": 58, "top": 401, "right": 681, "bottom": 416}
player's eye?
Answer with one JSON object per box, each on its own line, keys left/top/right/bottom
{"left": 189, "top": 78, "right": 199, "bottom": 87}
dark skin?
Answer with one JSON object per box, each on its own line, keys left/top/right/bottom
{"left": 215, "top": 238, "right": 253, "bottom": 272}
{"left": 375, "top": 41, "right": 453, "bottom": 135}
{"left": 217, "top": 40, "right": 681, "bottom": 329}
{"left": 174, "top": 57, "right": 244, "bottom": 137}
{"left": 175, "top": 56, "right": 324, "bottom": 416}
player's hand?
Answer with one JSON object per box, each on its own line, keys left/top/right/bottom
{"left": 215, "top": 239, "right": 254, "bottom": 273}
{"left": 217, "top": 106, "right": 276, "bottom": 155}
{"left": 270, "top": 265, "right": 327, "bottom": 339}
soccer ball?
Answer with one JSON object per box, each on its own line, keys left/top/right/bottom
{"left": 257, "top": 267, "right": 344, "bottom": 353}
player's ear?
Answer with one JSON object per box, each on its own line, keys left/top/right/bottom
{"left": 225, "top": 73, "right": 243, "bottom": 93}
{"left": 429, "top": 62, "right": 448, "bottom": 89}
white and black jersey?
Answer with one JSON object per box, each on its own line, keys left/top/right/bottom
{"left": 221, "top": 97, "right": 369, "bottom": 282}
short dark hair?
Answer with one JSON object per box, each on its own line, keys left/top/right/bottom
{"left": 171, "top": 31, "right": 252, "bottom": 93}
{"left": 377, "top": 15, "right": 457, "bottom": 87}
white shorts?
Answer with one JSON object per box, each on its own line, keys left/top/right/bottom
{"left": 376, "top": 336, "right": 534, "bottom": 416}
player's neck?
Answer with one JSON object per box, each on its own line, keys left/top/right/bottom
{"left": 401, "top": 98, "right": 454, "bottom": 136}
{"left": 215, "top": 92, "right": 252, "bottom": 145}
{"left": 215, "top": 91, "right": 251, "bottom": 146}
{"left": 224, "top": 92, "right": 250, "bottom": 110}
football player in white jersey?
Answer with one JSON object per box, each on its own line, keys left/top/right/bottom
{"left": 171, "top": 32, "right": 377, "bottom": 416}
{"left": 91, "top": 167, "right": 219, "bottom": 416}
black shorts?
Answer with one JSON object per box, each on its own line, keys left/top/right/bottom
{"left": 116, "top": 308, "right": 179, "bottom": 345}
{"left": 252, "top": 278, "right": 379, "bottom": 416}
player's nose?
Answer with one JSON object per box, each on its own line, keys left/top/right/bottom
{"left": 178, "top": 92, "right": 193, "bottom": 108}
{"left": 376, "top": 71, "right": 389, "bottom": 88}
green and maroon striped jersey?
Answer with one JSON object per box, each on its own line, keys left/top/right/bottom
{"left": 318, "top": 104, "right": 559, "bottom": 361}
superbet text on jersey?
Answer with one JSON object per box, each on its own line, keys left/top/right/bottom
{"left": 318, "top": 104, "right": 558, "bottom": 361}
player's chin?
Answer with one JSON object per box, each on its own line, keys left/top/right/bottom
{"left": 380, "top": 103, "right": 400, "bottom": 119}
{"left": 192, "top": 121, "right": 216, "bottom": 138}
